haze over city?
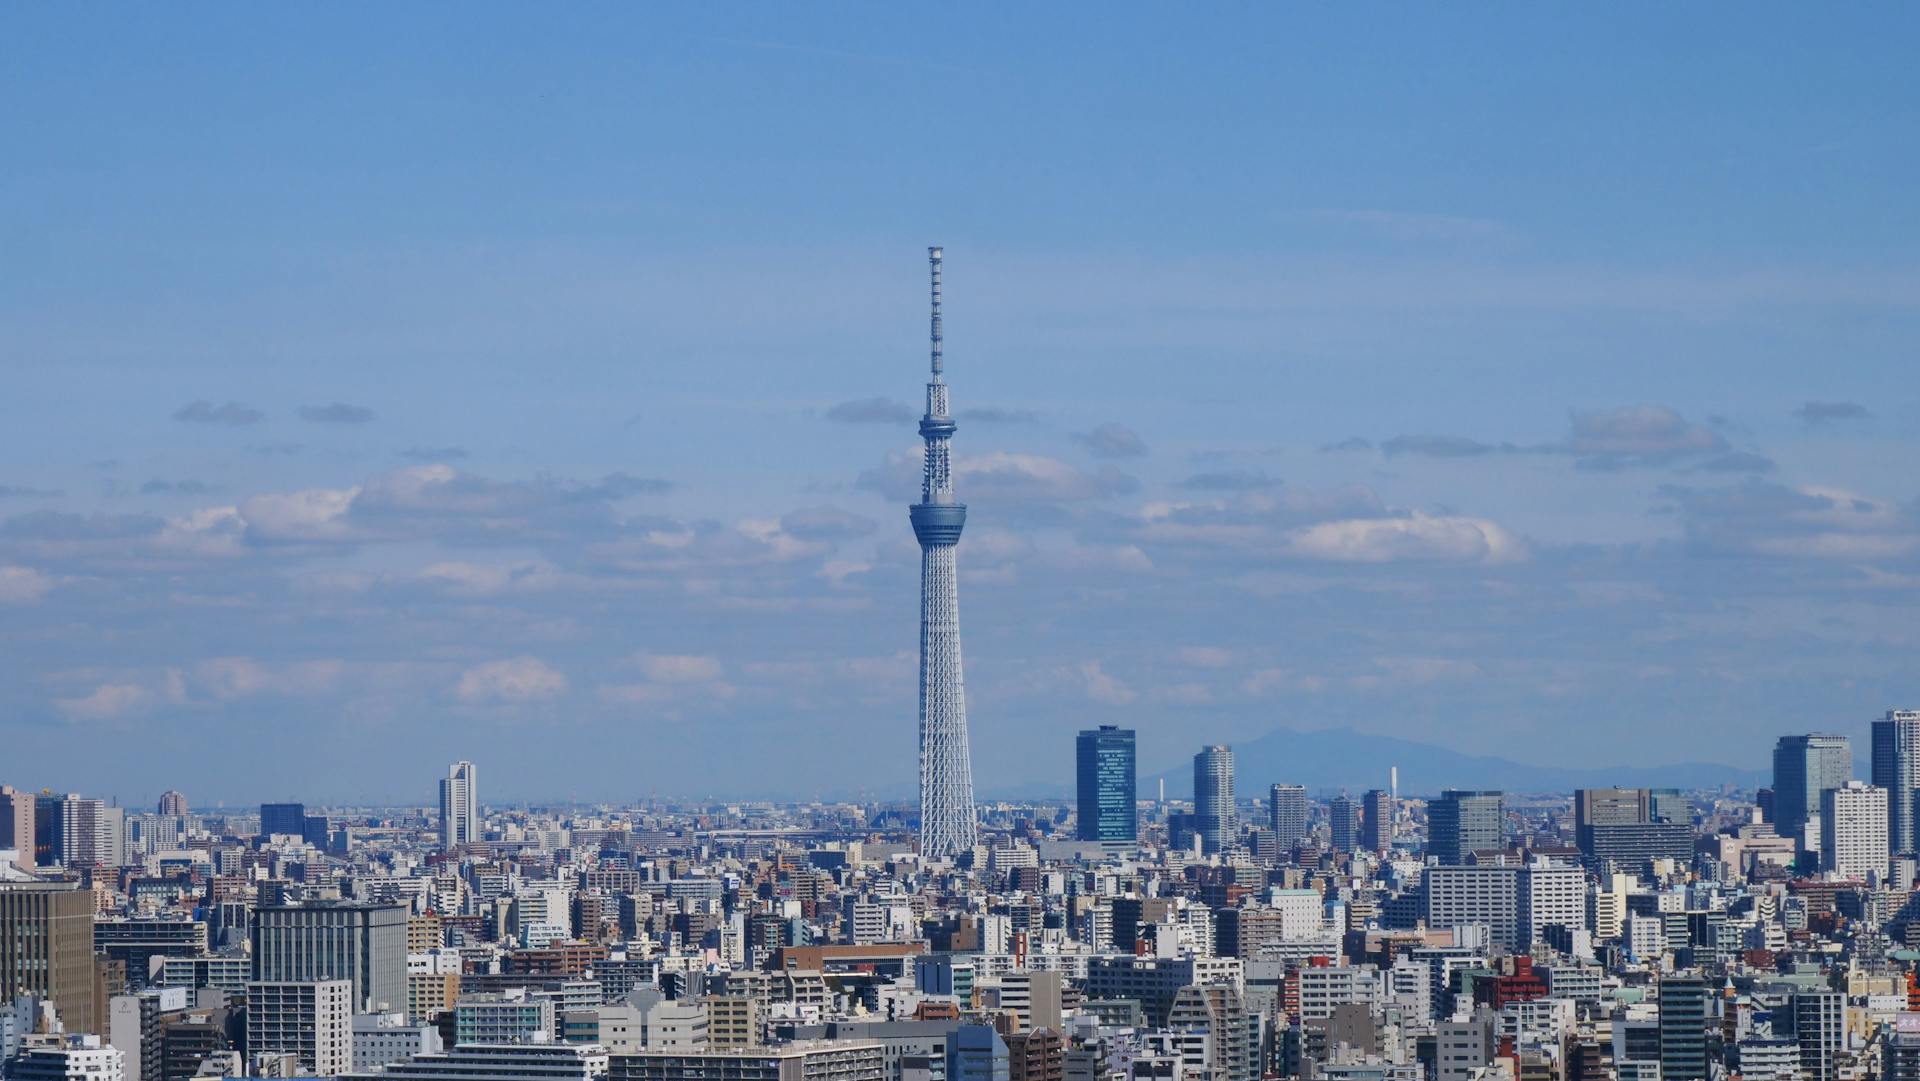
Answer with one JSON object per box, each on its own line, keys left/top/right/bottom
{"left": 3, "top": 7, "right": 1917, "bottom": 803}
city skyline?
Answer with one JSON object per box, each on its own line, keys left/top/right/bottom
{"left": 3, "top": 8, "right": 1918, "bottom": 802}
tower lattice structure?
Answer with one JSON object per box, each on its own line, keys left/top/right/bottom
{"left": 911, "top": 246, "right": 978, "bottom": 858}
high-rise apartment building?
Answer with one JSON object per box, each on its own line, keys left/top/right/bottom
{"left": 1075, "top": 727, "right": 1136, "bottom": 842}
{"left": 1328, "top": 797, "right": 1361, "bottom": 854}
{"left": 1657, "top": 976, "right": 1711, "bottom": 1081}
{"left": 1193, "top": 747, "right": 1235, "bottom": 855}
{"left": 1362, "top": 788, "right": 1393, "bottom": 853}
{"left": 440, "top": 761, "right": 479, "bottom": 850}
{"left": 1874, "top": 711, "right": 1920, "bottom": 855}
{"left": 1269, "top": 784, "right": 1308, "bottom": 851}
{"left": 0, "top": 882, "right": 98, "bottom": 1033}
{"left": 155, "top": 791, "right": 188, "bottom": 817}
{"left": 1772, "top": 734, "right": 1852, "bottom": 854}
{"left": 1822, "top": 782, "right": 1889, "bottom": 880}
{"left": 1428, "top": 791, "right": 1504, "bottom": 864}
{"left": 246, "top": 980, "right": 353, "bottom": 1077}
{"left": 250, "top": 901, "right": 408, "bottom": 1013}
{"left": 0, "top": 786, "right": 33, "bottom": 870}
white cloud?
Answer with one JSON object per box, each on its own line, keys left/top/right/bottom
{"left": 1174, "top": 646, "right": 1233, "bottom": 668}
{"left": 636, "top": 654, "right": 724, "bottom": 683}
{"left": 1081, "top": 661, "right": 1138, "bottom": 706}
{"left": 1281, "top": 513, "right": 1526, "bottom": 564}
{"left": 238, "top": 486, "right": 360, "bottom": 543}
{"left": 0, "top": 565, "right": 54, "bottom": 603}
{"left": 453, "top": 656, "right": 569, "bottom": 703}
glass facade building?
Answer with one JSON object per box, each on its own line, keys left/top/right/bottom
{"left": 1075, "top": 726, "right": 1137, "bottom": 842}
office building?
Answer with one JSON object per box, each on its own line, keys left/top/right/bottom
{"left": 258, "top": 802, "right": 307, "bottom": 841}
{"left": 251, "top": 901, "right": 408, "bottom": 1013}
{"left": 343, "top": 1041, "right": 612, "bottom": 1081}
{"left": 0, "top": 786, "right": 34, "bottom": 870}
{"left": 1821, "top": 782, "right": 1889, "bottom": 880}
{"left": 1328, "top": 796, "right": 1361, "bottom": 854}
{"left": 456, "top": 989, "right": 556, "bottom": 1044}
{"left": 610, "top": 1041, "right": 885, "bottom": 1081}
{"left": 1193, "top": 746, "right": 1235, "bottom": 855}
{"left": 1075, "top": 727, "right": 1136, "bottom": 842}
{"left": 912, "top": 248, "right": 979, "bottom": 860}
{"left": 948, "top": 1025, "right": 1009, "bottom": 1081}
{"left": 95, "top": 919, "right": 209, "bottom": 991}
{"left": 155, "top": 791, "right": 188, "bottom": 817}
{"left": 353, "top": 1011, "right": 444, "bottom": 1073}
{"left": 1875, "top": 711, "right": 1920, "bottom": 855}
{"left": 1772, "top": 734, "right": 1852, "bottom": 854}
{"left": 0, "top": 882, "right": 98, "bottom": 1033}
{"left": 440, "top": 761, "right": 480, "bottom": 850}
{"left": 1573, "top": 787, "right": 1693, "bottom": 871}
{"left": 1428, "top": 791, "right": 1503, "bottom": 864}
{"left": 1424, "top": 861, "right": 1584, "bottom": 952}
{"left": 1361, "top": 788, "right": 1393, "bottom": 853}
{"left": 9, "top": 1035, "right": 126, "bottom": 1081}
{"left": 1269, "top": 785, "right": 1308, "bottom": 851}
{"left": 246, "top": 980, "right": 353, "bottom": 1078}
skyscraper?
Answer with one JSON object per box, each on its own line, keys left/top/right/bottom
{"left": 1269, "top": 784, "right": 1308, "bottom": 851}
{"left": 1429, "top": 790, "right": 1504, "bottom": 864}
{"left": 1075, "top": 726, "right": 1136, "bottom": 842}
{"left": 1772, "top": 734, "right": 1852, "bottom": 853}
{"left": 1873, "top": 710, "right": 1920, "bottom": 855}
{"left": 439, "top": 761, "right": 479, "bottom": 850}
{"left": 156, "top": 791, "right": 188, "bottom": 817}
{"left": 260, "top": 802, "right": 307, "bottom": 841}
{"left": 1362, "top": 788, "right": 1394, "bottom": 853}
{"left": 912, "top": 247, "right": 977, "bottom": 859}
{"left": 1193, "top": 746, "right": 1235, "bottom": 855}
{"left": 1328, "top": 796, "right": 1361, "bottom": 853}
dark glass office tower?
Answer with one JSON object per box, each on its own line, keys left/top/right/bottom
{"left": 259, "top": 803, "right": 307, "bottom": 841}
{"left": 1429, "top": 790, "right": 1504, "bottom": 864}
{"left": 1076, "top": 726, "right": 1137, "bottom": 842}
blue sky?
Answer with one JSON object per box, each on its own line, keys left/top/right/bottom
{"left": 2, "top": 7, "right": 1917, "bottom": 804}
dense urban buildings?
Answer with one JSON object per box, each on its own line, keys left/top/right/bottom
{"left": 5, "top": 707, "right": 1920, "bottom": 1081}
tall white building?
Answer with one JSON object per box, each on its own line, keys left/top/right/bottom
{"left": 246, "top": 980, "right": 354, "bottom": 1078}
{"left": 1823, "top": 782, "right": 1889, "bottom": 880}
{"left": 440, "top": 761, "right": 479, "bottom": 850}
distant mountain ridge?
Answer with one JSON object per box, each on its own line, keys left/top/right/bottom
{"left": 1138, "top": 725, "right": 1766, "bottom": 799}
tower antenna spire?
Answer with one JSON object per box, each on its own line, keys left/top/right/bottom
{"left": 929, "top": 246, "right": 944, "bottom": 377}
{"left": 911, "top": 244, "right": 975, "bottom": 859}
